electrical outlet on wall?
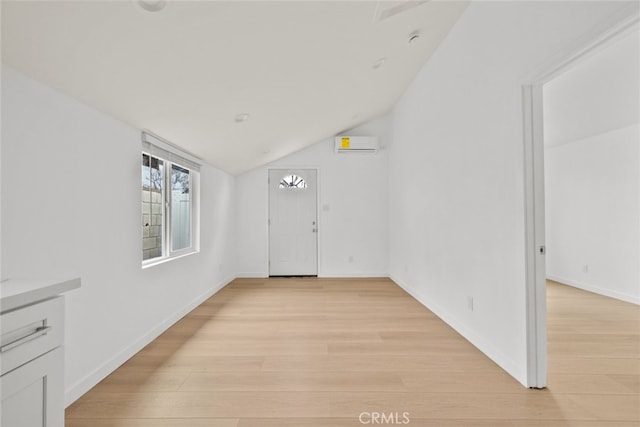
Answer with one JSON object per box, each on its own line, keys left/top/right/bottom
{"left": 583, "top": 264, "right": 589, "bottom": 273}
{"left": 348, "top": 255, "right": 354, "bottom": 263}
{"left": 468, "top": 296, "right": 474, "bottom": 312}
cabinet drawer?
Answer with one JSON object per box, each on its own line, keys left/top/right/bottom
{"left": 0, "top": 297, "right": 64, "bottom": 376}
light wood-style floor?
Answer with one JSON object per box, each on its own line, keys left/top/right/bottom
{"left": 66, "top": 278, "right": 639, "bottom": 426}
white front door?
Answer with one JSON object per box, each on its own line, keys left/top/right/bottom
{"left": 269, "top": 169, "right": 318, "bottom": 276}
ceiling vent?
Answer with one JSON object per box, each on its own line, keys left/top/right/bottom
{"left": 335, "top": 136, "right": 378, "bottom": 154}
{"left": 372, "top": 1, "right": 429, "bottom": 23}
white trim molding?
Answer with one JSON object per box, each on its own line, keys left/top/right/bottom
{"left": 64, "top": 275, "right": 235, "bottom": 406}
{"left": 547, "top": 276, "right": 640, "bottom": 306}
{"left": 520, "top": 3, "right": 639, "bottom": 390}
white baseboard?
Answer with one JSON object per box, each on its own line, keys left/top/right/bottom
{"left": 236, "top": 272, "right": 388, "bottom": 279}
{"left": 64, "top": 275, "right": 235, "bottom": 407}
{"left": 236, "top": 272, "right": 268, "bottom": 278}
{"left": 547, "top": 275, "right": 640, "bottom": 305}
{"left": 319, "top": 272, "right": 389, "bottom": 278}
{"left": 388, "top": 274, "right": 527, "bottom": 387}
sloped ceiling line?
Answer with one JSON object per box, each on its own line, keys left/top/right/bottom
{"left": 1, "top": 1, "right": 468, "bottom": 174}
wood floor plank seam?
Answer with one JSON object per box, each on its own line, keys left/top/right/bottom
{"left": 66, "top": 278, "right": 640, "bottom": 425}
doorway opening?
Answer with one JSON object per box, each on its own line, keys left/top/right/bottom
{"left": 268, "top": 169, "right": 319, "bottom": 277}
{"left": 523, "top": 12, "right": 639, "bottom": 389}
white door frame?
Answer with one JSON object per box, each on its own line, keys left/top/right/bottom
{"left": 522, "top": 8, "right": 639, "bottom": 388}
{"left": 267, "top": 167, "right": 321, "bottom": 276}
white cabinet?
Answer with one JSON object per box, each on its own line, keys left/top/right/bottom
{"left": 0, "top": 278, "right": 80, "bottom": 427}
{"left": 1, "top": 347, "right": 63, "bottom": 427}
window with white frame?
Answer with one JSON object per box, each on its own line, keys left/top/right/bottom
{"left": 141, "top": 132, "right": 200, "bottom": 265}
{"left": 279, "top": 174, "right": 307, "bottom": 189}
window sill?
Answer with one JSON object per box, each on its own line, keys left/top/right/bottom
{"left": 142, "top": 250, "right": 198, "bottom": 269}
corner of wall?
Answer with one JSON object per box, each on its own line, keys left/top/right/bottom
{"left": 388, "top": 275, "right": 528, "bottom": 387}
{"left": 64, "top": 274, "right": 235, "bottom": 407}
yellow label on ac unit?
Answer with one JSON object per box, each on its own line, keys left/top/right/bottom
{"left": 341, "top": 137, "right": 350, "bottom": 149}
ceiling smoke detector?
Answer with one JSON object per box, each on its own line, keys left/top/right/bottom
{"left": 235, "top": 113, "right": 250, "bottom": 123}
{"left": 372, "top": 58, "right": 387, "bottom": 70}
{"left": 137, "top": 0, "right": 167, "bottom": 12}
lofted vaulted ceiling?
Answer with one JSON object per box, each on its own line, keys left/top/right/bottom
{"left": 1, "top": 1, "right": 468, "bottom": 174}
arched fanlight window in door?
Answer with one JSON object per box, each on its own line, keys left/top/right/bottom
{"left": 279, "top": 174, "right": 307, "bottom": 189}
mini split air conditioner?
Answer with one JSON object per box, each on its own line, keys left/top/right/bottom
{"left": 334, "top": 136, "right": 378, "bottom": 153}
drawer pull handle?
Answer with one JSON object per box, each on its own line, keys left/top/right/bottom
{"left": 0, "top": 326, "right": 52, "bottom": 353}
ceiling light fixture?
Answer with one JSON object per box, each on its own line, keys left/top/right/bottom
{"left": 137, "top": 0, "right": 167, "bottom": 12}
{"left": 234, "top": 113, "right": 250, "bottom": 123}
{"left": 408, "top": 31, "right": 421, "bottom": 44}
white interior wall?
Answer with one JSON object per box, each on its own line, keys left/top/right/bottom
{"left": 235, "top": 115, "right": 390, "bottom": 278}
{"left": 543, "top": 29, "right": 640, "bottom": 304}
{"left": 1, "top": 65, "right": 237, "bottom": 405}
{"left": 387, "top": 1, "right": 636, "bottom": 387}
{"left": 2, "top": 0, "right": 637, "bottom": 407}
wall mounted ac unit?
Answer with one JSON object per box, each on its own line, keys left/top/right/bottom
{"left": 334, "top": 136, "right": 378, "bottom": 153}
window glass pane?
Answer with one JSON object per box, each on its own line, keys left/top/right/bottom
{"left": 279, "top": 174, "right": 307, "bottom": 189}
{"left": 171, "top": 164, "right": 190, "bottom": 251}
{"left": 142, "top": 154, "right": 164, "bottom": 261}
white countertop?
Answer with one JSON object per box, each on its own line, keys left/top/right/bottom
{"left": 0, "top": 277, "right": 81, "bottom": 312}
